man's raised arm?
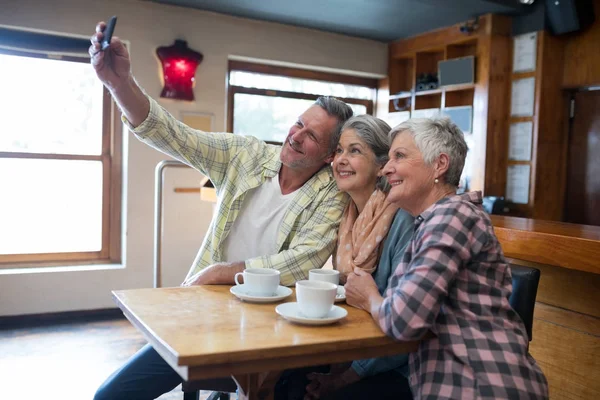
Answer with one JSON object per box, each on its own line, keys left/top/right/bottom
{"left": 89, "top": 21, "right": 149, "bottom": 127}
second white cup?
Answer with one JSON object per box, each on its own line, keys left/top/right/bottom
{"left": 296, "top": 280, "right": 337, "bottom": 318}
{"left": 309, "top": 269, "right": 340, "bottom": 285}
{"left": 234, "top": 268, "right": 280, "bottom": 296}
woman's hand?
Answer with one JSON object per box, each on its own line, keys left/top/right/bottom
{"left": 304, "top": 368, "right": 360, "bottom": 399}
{"left": 345, "top": 268, "right": 383, "bottom": 316}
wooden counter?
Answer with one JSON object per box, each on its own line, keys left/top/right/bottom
{"left": 490, "top": 216, "right": 600, "bottom": 399}
{"left": 491, "top": 216, "right": 600, "bottom": 275}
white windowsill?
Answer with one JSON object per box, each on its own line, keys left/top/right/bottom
{"left": 0, "top": 263, "right": 125, "bottom": 275}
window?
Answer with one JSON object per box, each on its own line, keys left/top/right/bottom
{"left": 227, "top": 61, "right": 376, "bottom": 143}
{"left": 0, "top": 42, "right": 122, "bottom": 267}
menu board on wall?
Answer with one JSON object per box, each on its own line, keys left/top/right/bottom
{"left": 508, "top": 122, "right": 533, "bottom": 161}
{"left": 513, "top": 32, "right": 537, "bottom": 73}
{"left": 411, "top": 108, "right": 440, "bottom": 119}
{"left": 510, "top": 78, "right": 536, "bottom": 117}
{"left": 506, "top": 165, "right": 531, "bottom": 204}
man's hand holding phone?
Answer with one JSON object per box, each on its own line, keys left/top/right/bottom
{"left": 101, "top": 16, "right": 117, "bottom": 50}
{"left": 89, "top": 17, "right": 131, "bottom": 93}
{"left": 89, "top": 18, "right": 150, "bottom": 127}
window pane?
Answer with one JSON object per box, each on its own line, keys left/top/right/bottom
{"left": 0, "top": 159, "right": 103, "bottom": 254}
{"left": 0, "top": 53, "right": 104, "bottom": 155}
{"left": 233, "top": 93, "right": 314, "bottom": 143}
{"left": 233, "top": 94, "right": 369, "bottom": 143}
{"left": 348, "top": 104, "right": 367, "bottom": 116}
{"left": 230, "top": 71, "right": 373, "bottom": 100}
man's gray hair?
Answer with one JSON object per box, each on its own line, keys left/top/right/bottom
{"left": 314, "top": 96, "right": 353, "bottom": 152}
{"left": 389, "top": 117, "right": 468, "bottom": 187}
{"left": 339, "top": 115, "right": 392, "bottom": 192}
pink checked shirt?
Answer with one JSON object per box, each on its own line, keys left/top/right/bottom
{"left": 378, "top": 191, "right": 548, "bottom": 399}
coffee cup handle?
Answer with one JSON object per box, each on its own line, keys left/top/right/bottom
{"left": 234, "top": 272, "right": 244, "bottom": 286}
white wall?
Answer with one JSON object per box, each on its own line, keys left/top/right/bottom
{"left": 0, "top": 0, "right": 386, "bottom": 316}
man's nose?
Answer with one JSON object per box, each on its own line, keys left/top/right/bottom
{"left": 291, "top": 128, "right": 306, "bottom": 142}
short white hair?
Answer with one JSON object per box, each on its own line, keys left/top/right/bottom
{"left": 389, "top": 117, "right": 468, "bottom": 187}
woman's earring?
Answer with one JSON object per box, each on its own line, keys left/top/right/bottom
{"left": 434, "top": 178, "right": 439, "bottom": 184}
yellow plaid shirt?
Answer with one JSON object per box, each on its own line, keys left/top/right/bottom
{"left": 125, "top": 97, "right": 348, "bottom": 285}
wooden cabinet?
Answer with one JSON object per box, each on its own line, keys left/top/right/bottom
{"left": 381, "top": 14, "right": 512, "bottom": 195}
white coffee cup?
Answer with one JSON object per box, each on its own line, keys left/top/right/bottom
{"left": 309, "top": 269, "right": 340, "bottom": 285}
{"left": 295, "top": 280, "right": 337, "bottom": 318}
{"left": 234, "top": 268, "right": 280, "bottom": 296}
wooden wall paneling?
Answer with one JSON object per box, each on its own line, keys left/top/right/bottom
{"left": 562, "top": 0, "right": 600, "bottom": 88}
{"left": 414, "top": 93, "right": 441, "bottom": 110}
{"left": 415, "top": 50, "right": 444, "bottom": 79}
{"left": 529, "top": 304, "right": 600, "bottom": 400}
{"left": 469, "top": 35, "right": 491, "bottom": 193}
{"left": 508, "top": 258, "right": 600, "bottom": 318}
{"left": 388, "top": 57, "right": 414, "bottom": 94}
{"left": 444, "top": 88, "right": 474, "bottom": 107}
{"left": 531, "top": 32, "right": 568, "bottom": 220}
{"left": 472, "top": 15, "right": 512, "bottom": 194}
{"left": 509, "top": 259, "right": 600, "bottom": 399}
{"left": 390, "top": 14, "right": 490, "bottom": 57}
{"left": 446, "top": 39, "right": 478, "bottom": 59}
{"left": 389, "top": 14, "right": 511, "bottom": 58}
{"left": 536, "top": 263, "right": 600, "bottom": 319}
{"left": 564, "top": 91, "right": 600, "bottom": 226}
{"left": 482, "top": 33, "right": 512, "bottom": 196}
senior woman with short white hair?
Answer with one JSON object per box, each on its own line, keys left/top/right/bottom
{"left": 344, "top": 118, "right": 549, "bottom": 399}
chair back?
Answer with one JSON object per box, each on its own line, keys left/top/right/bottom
{"left": 508, "top": 264, "right": 541, "bottom": 342}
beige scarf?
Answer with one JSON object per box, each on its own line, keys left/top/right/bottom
{"left": 336, "top": 190, "right": 399, "bottom": 277}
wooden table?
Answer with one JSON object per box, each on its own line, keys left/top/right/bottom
{"left": 112, "top": 285, "right": 420, "bottom": 399}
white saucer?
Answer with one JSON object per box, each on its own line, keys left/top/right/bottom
{"left": 335, "top": 285, "right": 346, "bottom": 303}
{"left": 275, "top": 302, "right": 348, "bottom": 325}
{"left": 230, "top": 285, "right": 292, "bottom": 303}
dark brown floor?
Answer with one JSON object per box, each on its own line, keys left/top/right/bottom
{"left": 0, "top": 317, "right": 217, "bottom": 400}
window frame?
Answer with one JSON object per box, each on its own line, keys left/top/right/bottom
{"left": 0, "top": 48, "right": 122, "bottom": 268}
{"left": 227, "top": 60, "right": 376, "bottom": 141}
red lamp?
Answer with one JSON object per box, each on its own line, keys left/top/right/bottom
{"left": 156, "top": 40, "right": 203, "bottom": 101}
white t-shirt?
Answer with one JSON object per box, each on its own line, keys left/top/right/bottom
{"left": 222, "top": 173, "right": 295, "bottom": 262}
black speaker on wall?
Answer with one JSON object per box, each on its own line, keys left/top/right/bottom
{"left": 545, "top": 0, "right": 595, "bottom": 35}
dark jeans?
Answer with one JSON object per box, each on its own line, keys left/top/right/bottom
{"left": 274, "top": 366, "right": 412, "bottom": 400}
{"left": 94, "top": 344, "right": 185, "bottom": 400}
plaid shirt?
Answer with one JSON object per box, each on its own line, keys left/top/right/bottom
{"left": 378, "top": 191, "right": 548, "bottom": 399}
{"left": 126, "top": 97, "right": 348, "bottom": 285}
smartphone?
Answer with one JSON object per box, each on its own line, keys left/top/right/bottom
{"left": 101, "top": 16, "right": 117, "bottom": 50}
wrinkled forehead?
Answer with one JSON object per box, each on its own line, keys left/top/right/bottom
{"left": 391, "top": 129, "right": 416, "bottom": 147}
{"left": 338, "top": 128, "right": 366, "bottom": 145}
